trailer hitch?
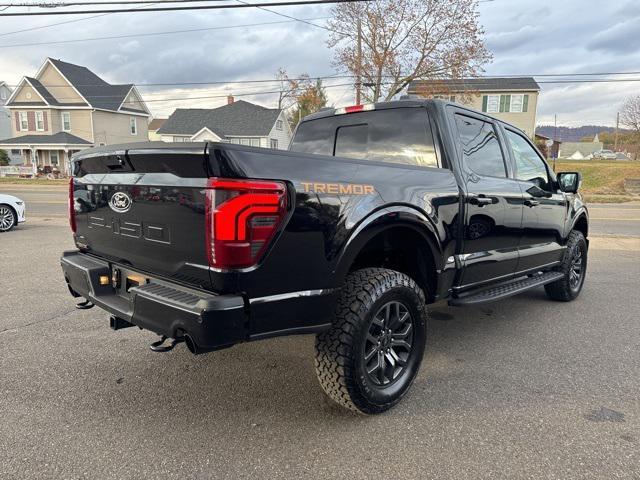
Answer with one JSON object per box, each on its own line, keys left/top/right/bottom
{"left": 76, "top": 299, "right": 94, "bottom": 310}
{"left": 150, "top": 335, "right": 184, "bottom": 353}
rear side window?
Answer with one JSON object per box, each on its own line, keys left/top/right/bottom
{"left": 455, "top": 114, "right": 506, "bottom": 178}
{"left": 291, "top": 108, "right": 438, "bottom": 168}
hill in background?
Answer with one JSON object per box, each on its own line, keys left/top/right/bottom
{"left": 536, "top": 125, "right": 631, "bottom": 142}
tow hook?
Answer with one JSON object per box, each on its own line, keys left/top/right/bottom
{"left": 149, "top": 335, "right": 184, "bottom": 353}
{"left": 76, "top": 299, "right": 94, "bottom": 310}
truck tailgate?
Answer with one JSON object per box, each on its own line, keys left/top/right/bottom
{"left": 71, "top": 143, "right": 212, "bottom": 289}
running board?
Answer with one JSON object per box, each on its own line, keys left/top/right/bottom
{"left": 449, "top": 271, "right": 565, "bottom": 306}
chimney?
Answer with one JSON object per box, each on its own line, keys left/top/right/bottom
{"left": 227, "top": 95, "right": 235, "bottom": 105}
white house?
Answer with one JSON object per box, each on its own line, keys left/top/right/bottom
{"left": 157, "top": 97, "right": 292, "bottom": 149}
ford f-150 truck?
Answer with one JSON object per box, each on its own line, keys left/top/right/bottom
{"left": 61, "top": 99, "right": 588, "bottom": 414}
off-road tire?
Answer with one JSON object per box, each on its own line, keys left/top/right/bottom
{"left": 0, "top": 204, "right": 17, "bottom": 233}
{"left": 314, "top": 268, "right": 428, "bottom": 414}
{"left": 545, "top": 230, "right": 587, "bottom": 301}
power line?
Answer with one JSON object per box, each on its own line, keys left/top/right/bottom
{"left": 0, "top": 0, "right": 370, "bottom": 16}
{"left": 0, "top": 16, "right": 330, "bottom": 48}
{"left": 0, "top": 0, "right": 232, "bottom": 6}
{"left": 8, "top": 73, "right": 640, "bottom": 89}
{"left": 0, "top": 0, "right": 161, "bottom": 37}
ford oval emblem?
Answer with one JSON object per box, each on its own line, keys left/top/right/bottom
{"left": 109, "top": 191, "right": 132, "bottom": 213}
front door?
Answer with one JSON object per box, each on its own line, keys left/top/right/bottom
{"left": 502, "top": 127, "right": 568, "bottom": 272}
{"left": 452, "top": 112, "right": 524, "bottom": 289}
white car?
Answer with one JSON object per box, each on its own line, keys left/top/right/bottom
{"left": 0, "top": 194, "right": 26, "bottom": 232}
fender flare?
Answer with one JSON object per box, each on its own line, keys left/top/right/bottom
{"left": 333, "top": 205, "right": 444, "bottom": 284}
{"left": 569, "top": 207, "right": 589, "bottom": 235}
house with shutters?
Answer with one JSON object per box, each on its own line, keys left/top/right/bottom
{"left": 157, "top": 97, "right": 292, "bottom": 149}
{"left": 0, "top": 58, "right": 150, "bottom": 173}
{"left": 407, "top": 77, "right": 540, "bottom": 138}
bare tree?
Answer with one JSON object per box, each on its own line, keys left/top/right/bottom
{"left": 275, "top": 68, "right": 303, "bottom": 110}
{"left": 620, "top": 95, "right": 640, "bottom": 160}
{"left": 327, "top": 0, "right": 492, "bottom": 103}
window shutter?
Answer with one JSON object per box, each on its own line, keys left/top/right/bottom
{"left": 482, "top": 95, "right": 488, "bottom": 112}
{"left": 27, "top": 111, "right": 35, "bottom": 131}
{"left": 15, "top": 112, "right": 20, "bottom": 131}
{"left": 500, "top": 95, "right": 511, "bottom": 113}
{"left": 523, "top": 94, "right": 529, "bottom": 113}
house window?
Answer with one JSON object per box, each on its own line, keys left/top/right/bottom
{"left": 484, "top": 95, "right": 500, "bottom": 113}
{"left": 251, "top": 138, "right": 260, "bottom": 147}
{"left": 130, "top": 117, "right": 137, "bottom": 135}
{"left": 173, "top": 136, "right": 184, "bottom": 142}
{"left": 50, "top": 151, "right": 59, "bottom": 166}
{"left": 276, "top": 120, "right": 283, "bottom": 131}
{"left": 62, "top": 112, "right": 71, "bottom": 131}
{"left": 483, "top": 94, "right": 529, "bottom": 113}
{"left": 19, "top": 112, "right": 28, "bottom": 131}
{"left": 36, "top": 111, "right": 44, "bottom": 131}
{"left": 270, "top": 139, "right": 278, "bottom": 149}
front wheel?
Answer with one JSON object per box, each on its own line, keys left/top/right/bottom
{"left": 0, "top": 205, "right": 17, "bottom": 232}
{"left": 545, "top": 230, "right": 587, "bottom": 301}
{"left": 315, "top": 268, "right": 428, "bottom": 414}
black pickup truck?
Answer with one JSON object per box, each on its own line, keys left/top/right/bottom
{"left": 61, "top": 99, "right": 588, "bottom": 414}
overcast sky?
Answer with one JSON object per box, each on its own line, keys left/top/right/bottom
{"left": 1, "top": 0, "right": 639, "bottom": 126}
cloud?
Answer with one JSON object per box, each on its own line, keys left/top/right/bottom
{"left": 0, "top": 1, "right": 638, "bottom": 125}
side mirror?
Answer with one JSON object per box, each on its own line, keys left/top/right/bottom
{"left": 557, "top": 172, "right": 582, "bottom": 193}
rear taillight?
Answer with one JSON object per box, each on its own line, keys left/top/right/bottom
{"left": 205, "top": 177, "right": 287, "bottom": 270}
{"left": 68, "top": 177, "right": 76, "bottom": 233}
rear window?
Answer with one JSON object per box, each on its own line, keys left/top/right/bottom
{"left": 290, "top": 108, "right": 438, "bottom": 168}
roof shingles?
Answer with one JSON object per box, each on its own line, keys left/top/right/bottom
{"left": 408, "top": 77, "right": 540, "bottom": 94}
{"left": 157, "top": 100, "right": 282, "bottom": 138}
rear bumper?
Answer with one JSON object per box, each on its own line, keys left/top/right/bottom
{"left": 60, "top": 251, "right": 247, "bottom": 353}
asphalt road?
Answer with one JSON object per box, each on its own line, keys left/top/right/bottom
{"left": 1, "top": 216, "right": 639, "bottom": 478}
{"left": 2, "top": 185, "right": 639, "bottom": 236}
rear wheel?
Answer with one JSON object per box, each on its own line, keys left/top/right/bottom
{"left": 545, "top": 230, "right": 587, "bottom": 301}
{"left": 314, "top": 268, "right": 427, "bottom": 414}
{"left": 0, "top": 205, "right": 17, "bottom": 232}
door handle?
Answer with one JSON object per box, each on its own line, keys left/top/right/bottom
{"left": 469, "top": 195, "right": 493, "bottom": 207}
{"left": 524, "top": 199, "right": 540, "bottom": 207}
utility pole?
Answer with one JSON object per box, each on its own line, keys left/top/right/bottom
{"left": 614, "top": 111, "right": 620, "bottom": 151}
{"left": 355, "top": 17, "right": 362, "bottom": 106}
{"left": 553, "top": 114, "right": 558, "bottom": 172}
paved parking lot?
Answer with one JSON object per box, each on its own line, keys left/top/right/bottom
{"left": 1, "top": 191, "right": 639, "bottom": 479}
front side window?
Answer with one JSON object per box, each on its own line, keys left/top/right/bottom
{"left": 505, "top": 129, "right": 551, "bottom": 191}
{"left": 36, "top": 111, "right": 44, "bottom": 131}
{"left": 62, "top": 112, "right": 71, "bottom": 131}
{"left": 19, "top": 112, "right": 28, "bottom": 131}
{"left": 455, "top": 114, "right": 506, "bottom": 178}
{"left": 291, "top": 108, "right": 438, "bottom": 168}
{"left": 130, "top": 117, "right": 137, "bottom": 135}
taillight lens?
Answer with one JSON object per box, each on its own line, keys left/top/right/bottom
{"left": 205, "top": 177, "right": 287, "bottom": 269}
{"left": 68, "top": 177, "right": 77, "bottom": 233}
